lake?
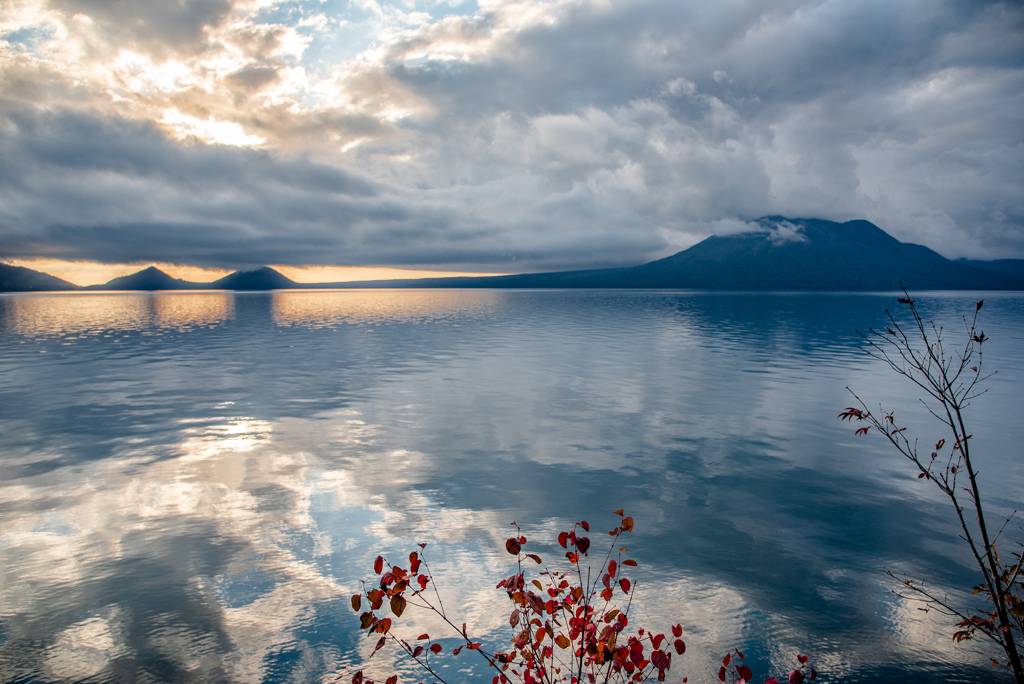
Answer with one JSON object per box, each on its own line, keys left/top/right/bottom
{"left": 1, "top": 289, "right": 1022, "bottom": 683}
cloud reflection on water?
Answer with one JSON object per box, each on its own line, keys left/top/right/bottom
{"left": 1, "top": 290, "right": 1021, "bottom": 682}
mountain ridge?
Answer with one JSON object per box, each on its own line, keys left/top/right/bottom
{"left": 3, "top": 218, "right": 1024, "bottom": 292}
{"left": 0, "top": 263, "right": 79, "bottom": 292}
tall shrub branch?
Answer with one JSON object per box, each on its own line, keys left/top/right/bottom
{"left": 839, "top": 287, "right": 1024, "bottom": 682}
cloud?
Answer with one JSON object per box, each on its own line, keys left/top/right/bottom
{"left": 1, "top": 0, "right": 1022, "bottom": 269}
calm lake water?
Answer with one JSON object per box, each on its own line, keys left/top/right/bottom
{"left": 1, "top": 289, "right": 1022, "bottom": 684}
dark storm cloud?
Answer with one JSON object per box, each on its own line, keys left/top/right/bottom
{"left": 0, "top": 103, "right": 659, "bottom": 270}
{"left": 363, "top": 0, "right": 1024, "bottom": 259}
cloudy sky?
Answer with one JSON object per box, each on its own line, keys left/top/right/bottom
{"left": 1, "top": 0, "right": 1022, "bottom": 283}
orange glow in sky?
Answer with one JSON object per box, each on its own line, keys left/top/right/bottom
{"left": 7, "top": 259, "right": 505, "bottom": 287}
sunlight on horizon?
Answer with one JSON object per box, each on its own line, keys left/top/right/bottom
{"left": 6, "top": 259, "right": 507, "bottom": 287}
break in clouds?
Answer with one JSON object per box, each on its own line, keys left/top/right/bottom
{"left": 0, "top": 0, "right": 1022, "bottom": 272}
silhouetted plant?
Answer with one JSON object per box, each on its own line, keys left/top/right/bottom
{"left": 341, "top": 510, "right": 816, "bottom": 684}
{"left": 841, "top": 288, "right": 1024, "bottom": 682}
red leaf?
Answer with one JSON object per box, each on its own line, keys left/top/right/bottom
{"left": 765, "top": 679, "right": 778, "bottom": 684}
{"left": 619, "top": 578, "right": 630, "bottom": 593}
{"left": 417, "top": 633, "right": 430, "bottom": 640}
{"left": 506, "top": 538, "right": 522, "bottom": 555}
{"left": 391, "top": 594, "right": 407, "bottom": 617}
{"left": 737, "top": 665, "right": 753, "bottom": 680}
{"left": 718, "top": 666, "right": 726, "bottom": 682}
{"left": 386, "top": 677, "right": 397, "bottom": 684}
{"left": 621, "top": 517, "right": 634, "bottom": 532}
{"left": 789, "top": 670, "right": 805, "bottom": 684}
{"left": 671, "top": 624, "right": 682, "bottom": 638}
{"left": 409, "top": 552, "right": 421, "bottom": 574}
{"left": 575, "top": 537, "right": 591, "bottom": 555}
{"left": 723, "top": 653, "right": 731, "bottom": 667}
{"left": 558, "top": 531, "right": 570, "bottom": 548}
{"left": 374, "top": 556, "right": 384, "bottom": 574}
{"left": 351, "top": 595, "right": 361, "bottom": 612}
{"left": 430, "top": 643, "right": 442, "bottom": 654}
{"left": 613, "top": 509, "right": 624, "bottom": 516}
{"left": 608, "top": 560, "right": 617, "bottom": 577}
{"left": 673, "top": 639, "right": 686, "bottom": 655}
{"left": 797, "top": 655, "right": 808, "bottom": 665}
{"left": 352, "top": 671, "right": 363, "bottom": 684}
{"left": 580, "top": 521, "right": 590, "bottom": 531}
{"left": 373, "top": 636, "right": 386, "bottom": 653}
{"left": 622, "top": 559, "right": 637, "bottom": 567}
{"left": 809, "top": 667, "right": 818, "bottom": 681}
{"left": 526, "top": 553, "right": 543, "bottom": 564}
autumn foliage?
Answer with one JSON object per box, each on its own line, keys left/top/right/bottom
{"left": 342, "top": 511, "right": 816, "bottom": 684}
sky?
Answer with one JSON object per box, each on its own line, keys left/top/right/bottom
{"left": 1, "top": 0, "right": 1022, "bottom": 284}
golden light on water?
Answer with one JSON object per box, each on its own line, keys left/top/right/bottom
{"left": 4, "top": 292, "right": 233, "bottom": 336}
{"left": 270, "top": 289, "right": 502, "bottom": 327}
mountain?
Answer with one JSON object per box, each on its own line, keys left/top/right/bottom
{"left": 957, "top": 259, "right": 1024, "bottom": 279}
{"left": 4, "top": 219, "right": 1023, "bottom": 292}
{"left": 328, "top": 218, "right": 1024, "bottom": 290}
{"left": 89, "top": 266, "right": 200, "bottom": 291}
{"left": 0, "top": 263, "right": 80, "bottom": 292}
{"left": 210, "top": 266, "right": 297, "bottom": 290}
{"left": 611, "top": 217, "right": 1024, "bottom": 290}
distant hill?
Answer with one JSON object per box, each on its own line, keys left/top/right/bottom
{"left": 0, "top": 263, "right": 79, "bottom": 292}
{"left": 210, "top": 266, "right": 297, "bottom": 290}
{"left": 89, "top": 266, "right": 201, "bottom": 291}
{"left": 327, "top": 218, "right": 1024, "bottom": 290}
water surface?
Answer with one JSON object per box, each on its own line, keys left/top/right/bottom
{"left": 1, "top": 289, "right": 1021, "bottom": 683}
